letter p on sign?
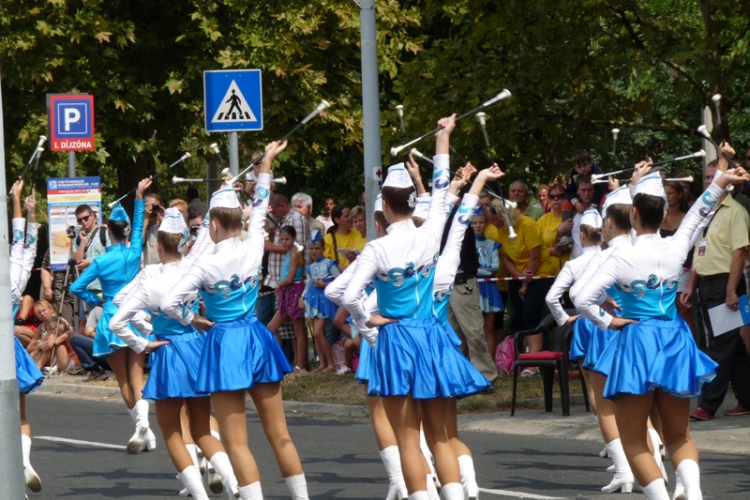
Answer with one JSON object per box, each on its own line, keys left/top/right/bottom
{"left": 64, "top": 108, "right": 81, "bottom": 131}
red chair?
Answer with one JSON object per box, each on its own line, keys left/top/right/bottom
{"left": 510, "top": 314, "right": 571, "bottom": 416}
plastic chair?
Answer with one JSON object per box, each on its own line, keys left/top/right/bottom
{"left": 510, "top": 313, "right": 571, "bottom": 416}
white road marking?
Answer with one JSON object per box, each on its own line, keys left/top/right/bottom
{"left": 35, "top": 436, "right": 127, "bottom": 450}
{"left": 479, "top": 487, "right": 567, "bottom": 499}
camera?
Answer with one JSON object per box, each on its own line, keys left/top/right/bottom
{"left": 66, "top": 226, "right": 77, "bottom": 239}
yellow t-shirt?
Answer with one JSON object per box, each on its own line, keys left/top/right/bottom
{"left": 324, "top": 229, "right": 365, "bottom": 269}
{"left": 536, "top": 212, "right": 571, "bottom": 275}
{"left": 485, "top": 224, "right": 509, "bottom": 292}
{"left": 494, "top": 216, "right": 555, "bottom": 277}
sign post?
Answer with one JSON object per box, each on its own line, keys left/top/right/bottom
{"left": 204, "top": 70, "right": 263, "bottom": 179}
{"left": 47, "top": 93, "right": 96, "bottom": 177}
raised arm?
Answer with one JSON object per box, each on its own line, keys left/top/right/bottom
{"left": 436, "top": 194, "right": 478, "bottom": 289}
{"left": 245, "top": 141, "right": 287, "bottom": 254}
{"left": 405, "top": 155, "right": 427, "bottom": 195}
{"left": 129, "top": 177, "right": 152, "bottom": 252}
{"left": 422, "top": 115, "right": 456, "bottom": 237}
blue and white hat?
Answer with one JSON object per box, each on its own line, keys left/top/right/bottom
{"left": 109, "top": 205, "right": 130, "bottom": 224}
{"left": 374, "top": 194, "right": 383, "bottom": 212}
{"left": 210, "top": 187, "right": 240, "bottom": 210}
{"left": 580, "top": 208, "right": 603, "bottom": 229}
{"left": 382, "top": 163, "right": 413, "bottom": 189}
{"left": 310, "top": 229, "right": 324, "bottom": 245}
{"left": 632, "top": 172, "right": 665, "bottom": 200}
{"left": 602, "top": 186, "right": 632, "bottom": 219}
{"left": 159, "top": 207, "right": 187, "bottom": 235}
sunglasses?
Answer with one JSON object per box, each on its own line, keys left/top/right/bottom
{"left": 76, "top": 214, "right": 92, "bottom": 224}
{"left": 549, "top": 194, "right": 564, "bottom": 200}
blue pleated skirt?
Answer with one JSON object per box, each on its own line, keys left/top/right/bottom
{"left": 15, "top": 337, "right": 43, "bottom": 396}
{"left": 583, "top": 325, "right": 618, "bottom": 371}
{"left": 95, "top": 302, "right": 150, "bottom": 358}
{"left": 196, "top": 314, "right": 293, "bottom": 394}
{"left": 593, "top": 317, "right": 717, "bottom": 400}
{"left": 479, "top": 282, "right": 504, "bottom": 313}
{"left": 569, "top": 317, "right": 596, "bottom": 361}
{"left": 304, "top": 288, "right": 338, "bottom": 319}
{"left": 143, "top": 332, "right": 207, "bottom": 400}
{"left": 367, "top": 316, "right": 491, "bottom": 399}
{"left": 355, "top": 338, "right": 372, "bottom": 384}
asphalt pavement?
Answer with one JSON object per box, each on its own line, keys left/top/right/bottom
{"left": 22, "top": 394, "right": 750, "bottom": 499}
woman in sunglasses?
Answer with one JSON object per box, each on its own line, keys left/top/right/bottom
{"left": 536, "top": 184, "right": 573, "bottom": 277}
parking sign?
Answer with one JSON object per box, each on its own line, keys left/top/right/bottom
{"left": 47, "top": 94, "right": 96, "bottom": 151}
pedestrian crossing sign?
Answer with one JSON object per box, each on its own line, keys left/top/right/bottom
{"left": 204, "top": 69, "right": 263, "bottom": 132}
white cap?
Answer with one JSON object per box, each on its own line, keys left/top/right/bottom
{"left": 210, "top": 187, "right": 241, "bottom": 210}
{"left": 602, "top": 186, "right": 632, "bottom": 219}
{"left": 632, "top": 172, "right": 665, "bottom": 199}
{"left": 580, "top": 208, "right": 603, "bottom": 229}
{"left": 374, "top": 194, "right": 383, "bottom": 212}
{"left": 159, "top": 207, "right": 188, "bottom": 234}
{"left": 413, "top": 196, "right": 431, "bottom": 219}
{"left": 382, "top": 163, "right": 413, "bottom": 189}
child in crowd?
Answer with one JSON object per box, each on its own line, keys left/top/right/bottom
{"left": 350, "top": 206, "right": 367, "bottom": 241}
{"left": 472, "top": 207, "right": 504, "bottom": 360}
{"left": 268, "top": 225, "right": 308, "bottom": 372}
{"left": 299, "top": 230, "right": 341, "bottom": 372}
{"left": 564, "top": 150, "right": 607, "bottom": 213}
{"left": 29, "top": 316, "right": 80, "bottom": 374}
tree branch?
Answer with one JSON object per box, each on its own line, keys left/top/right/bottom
{"left": 663, "top": 58, "right": 709, "bottom": 100}
{"left": 720, "top": 21, "right": 750, "bottom": 52}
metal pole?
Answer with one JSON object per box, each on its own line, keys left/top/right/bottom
{"left": 702, "top": 106, "right": 716, "bottom": 185}
{"left": 68, "top": 151, "right": 75, "bottom": 177}
{"left": 359, "top": 0, "right": 382, "bottom": 240}
{"left": 228, "top": 132, "right": 239, "bottom": 177}
{"left": 0, "top": 66, "right": 27, "bottom": 500}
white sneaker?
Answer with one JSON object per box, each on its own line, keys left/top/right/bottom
{"left": 335, "top": 366, "right": 351, "bottom": 375}
{"left": 43, "top": 365, "right": 59, "bottom": 376}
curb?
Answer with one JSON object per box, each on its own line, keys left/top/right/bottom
{"left": 34, "top": 382, "right": 371, "bottom": 418}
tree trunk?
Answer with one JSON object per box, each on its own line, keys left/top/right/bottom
{"left": 115, "top": 152, "right": 156, "bottom": 216}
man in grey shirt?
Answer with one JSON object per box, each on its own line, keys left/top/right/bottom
{"left": 142, "top": 193, "right": 165, "bottom": 266}
{"left": 72, "top": 204, "right": 110, "bottom": 294}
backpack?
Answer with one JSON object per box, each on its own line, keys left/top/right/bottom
{"left": 495, "top": 336, "right": 515, "bottom": 375}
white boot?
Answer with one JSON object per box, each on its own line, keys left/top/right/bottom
{"left": 196, "top": 447, "right": 207, "bottom": 476}
{"left": 284, "top": 474, "right": 309, "bottom": 500}
{"left": 439, "top": 482, "right": 464, "bottom": 500}
{"left": 210, "top": 451, "right": 239, "bottom": 499}
{"left": 211, "top": 429, "right": 222, "bottom": 441}
{"left": 409, "top": 493, "right": 429, "bottom": 500}
{"left": 22, "top": 434, "right": 41, "bottom": 493}
{"left": 140, "top": 426, "right": 156, "bottom": 452}
{"left": 672, "top": 473, "right": 686, "bottom": 500}
{"left": 457, "top": 455, "right": 479, "bottom": 500}
{"left": 177, "top": 466, "right": 209, "bottom": 500}
{"left": 237, "top": 481, "right": 263, "bottom": 500}
{"left": 380, "top": 446, "right": 408, "bottom": 500}
{"left": 601, "top": 439, "right": 634, "bottom": 493}
{"left": 642, "top": 479, "right": 670, "bottom": 500}
{"left": 599, "top": 445, "right": 609, "bottom": 458}
{"left": 126, "top": 405, "right": 144, "bottom": 453}
{"left": 648, "top": 428, "right": 668, "bottom": 485}
{"left": 137, "top": 400, "right": 156, "bottom": 451}
{"left": 675, "top": 460, "right": 702, "bottom": 500}
{"left": 426, "top": 474, "right": 440, "bottom": 500}
{"left": 185, "top": 444, "right": 200, "bottom": 468}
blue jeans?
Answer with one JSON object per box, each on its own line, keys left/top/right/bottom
{"left": 70, "top": 335, "right": 109, "bottom": 371}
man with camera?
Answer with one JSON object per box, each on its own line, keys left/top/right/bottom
{"left": 72, "top": 204, "right": 110, "bottom": 295}
{"left": 142, "top": 193, "right": 165, "bottom": 266}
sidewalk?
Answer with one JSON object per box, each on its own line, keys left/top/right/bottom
{"left": 457, "top": 393, "right": 750, "bottom": 455}
{"left": 36, "top": 374, "right": 750, "bottom": 455}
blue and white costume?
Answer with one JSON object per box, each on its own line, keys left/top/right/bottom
{"left": 576, "top": 174, "right": 722, "bottom": 400}
{"left": 160, "top": 177, "right": 292, "bottom": 393}
{"left": 545, "top": 209, "right": 603, "bottom": 362}
{"left": 10, "top": 217, "right": 43, "bottom": 396}
{"left": 71, "top": 200, "right": 146, "bottom": 357}
{"left": 303, "top": 255, "right": 340, "bottom": 319}
{"left": 342, "top": 158, "right": 490, "bottom": 399}
{"left": 110, "top": 208, "right": 215, "bottom": 400}
{"left": 475, "top": 224, "right": 503, "bottom": 313}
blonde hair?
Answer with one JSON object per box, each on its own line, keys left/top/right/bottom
{"left": 580, "top": 224, "right": 603, "bottom": 245}
{"left": 490, "top": 199, "right": 522, "bottom": 228}
{"left": 170, "top": 199, "right": 189, "bottom": 212}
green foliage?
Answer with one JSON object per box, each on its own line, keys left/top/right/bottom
{"left": 2, "top": 1, "right": 750, "bottom": 212}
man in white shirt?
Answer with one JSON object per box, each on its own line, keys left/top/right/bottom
{"left": 571, "top": 175, "right": 595, "bottom": 259}
{"left": 315, "top": 195, "right": 335, "bottom": 232}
